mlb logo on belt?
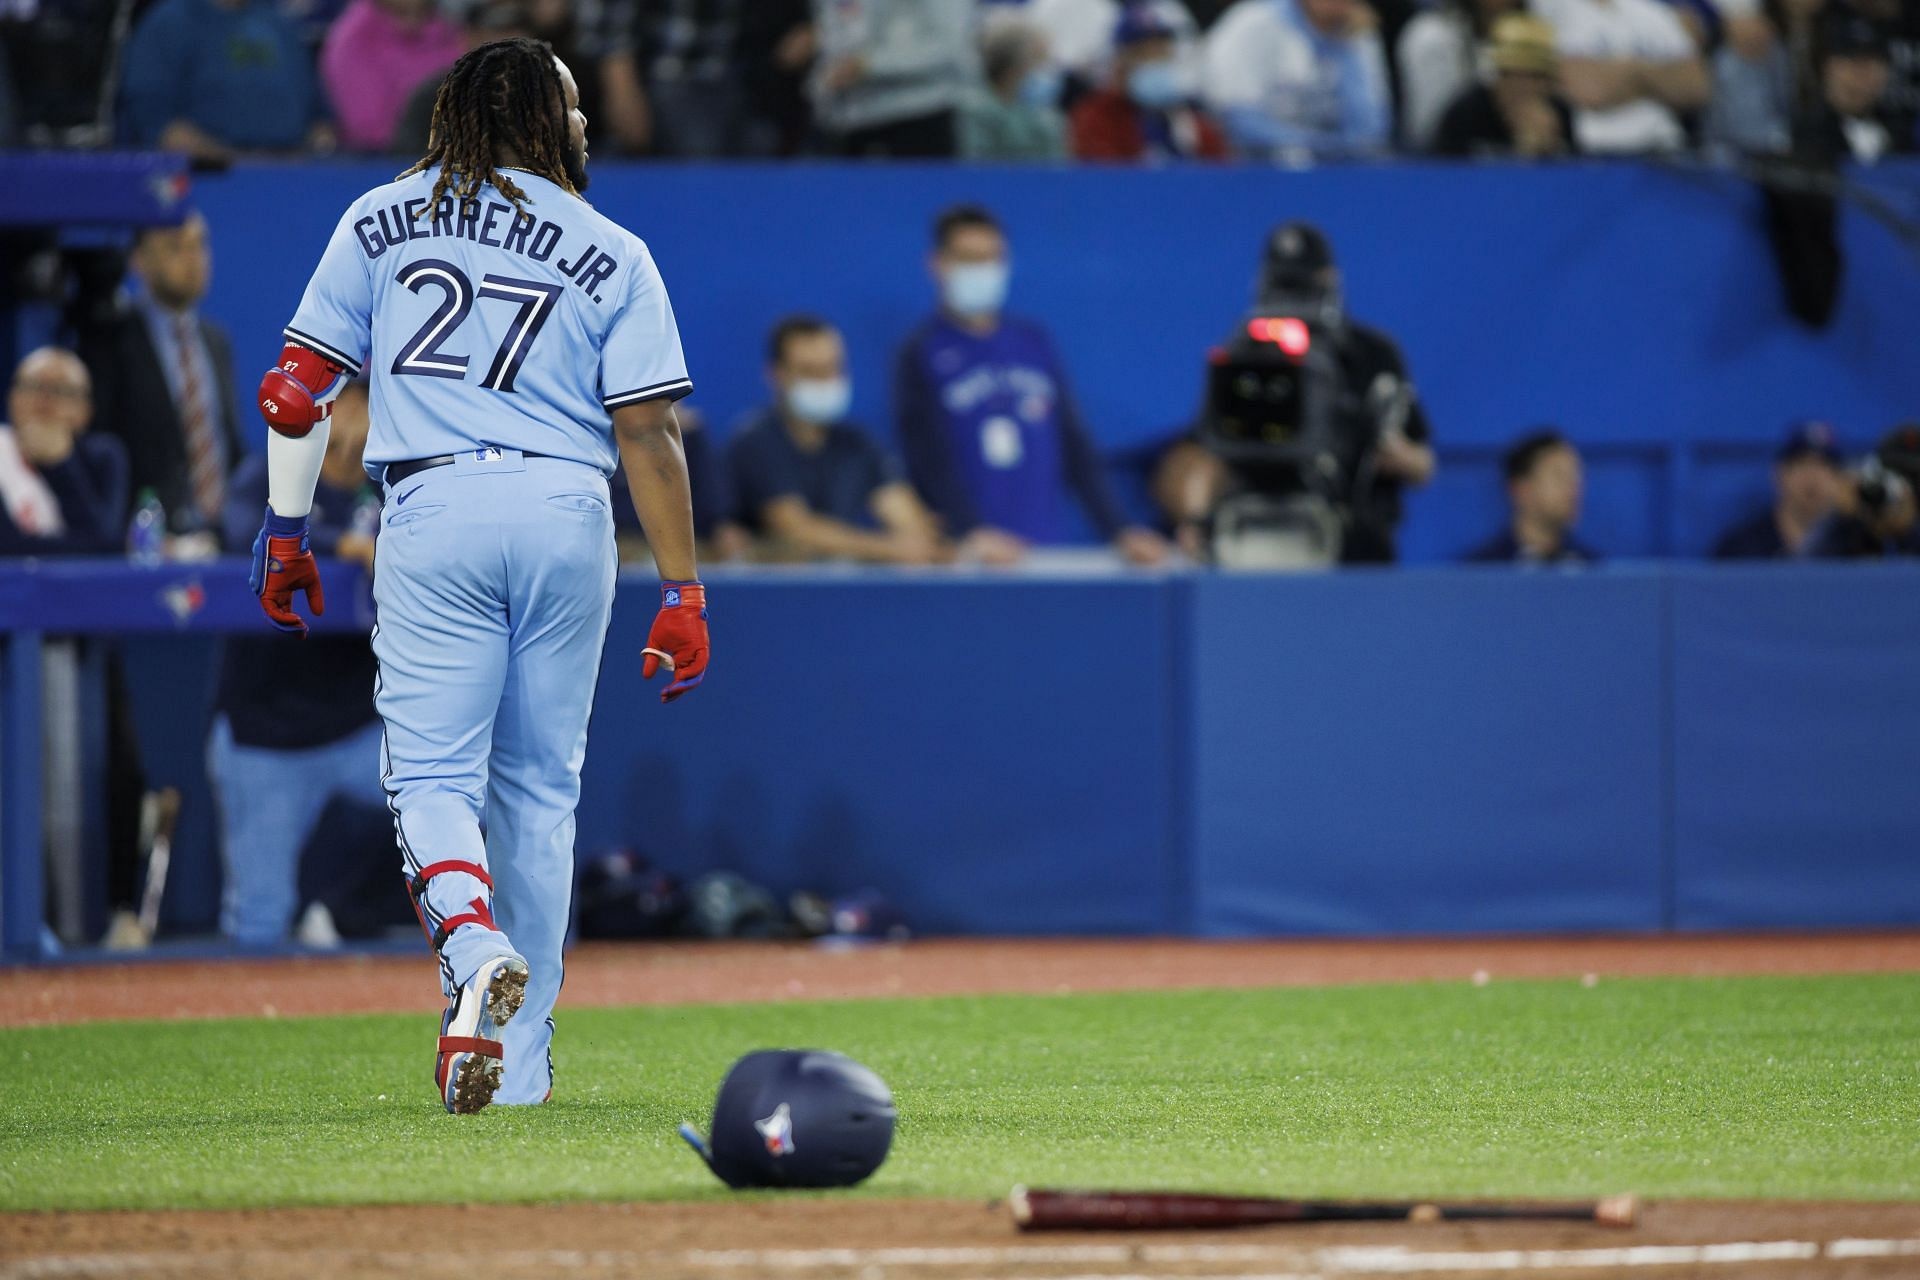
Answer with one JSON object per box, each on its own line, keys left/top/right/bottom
{"left": 474, "top": 446, "right": 504, "bottom": 462}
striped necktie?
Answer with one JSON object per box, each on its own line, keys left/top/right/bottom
{"left": 172, "top": 313, "right": 224, "bottom": 522}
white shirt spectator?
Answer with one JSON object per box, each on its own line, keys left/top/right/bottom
{"left": 810, "top": 0, "right": 981, "bottom": 134}
{"left": 1396, "top": 7, "right": 1482, "bottom": 147}
{"left": 1534, "top": 0, "right": 1697, "bottom": 151}
{"left": 1204, "top": 0, "right": 1391, "bottom": 157}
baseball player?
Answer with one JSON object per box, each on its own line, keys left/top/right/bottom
{"left": 249, "top": 38, "right": 708, "bottom": 1113}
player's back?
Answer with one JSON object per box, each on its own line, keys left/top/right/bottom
{"left": 287, "top": 165, "right": 691, "bottom": 476}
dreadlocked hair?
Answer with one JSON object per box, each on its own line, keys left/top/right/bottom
{"left": 401, "top": 37, "right": 576, "bottom": 214}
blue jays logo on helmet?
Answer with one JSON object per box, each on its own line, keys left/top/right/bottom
{"left": 755, "top": 1102, "right": 795, "bottom": 1157}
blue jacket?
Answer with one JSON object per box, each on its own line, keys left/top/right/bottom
{"left": 893, "top": 312, "right": 1126, "bottom": 544}
{"left": 120, "top": 0, "right": 322, "bottom": 149}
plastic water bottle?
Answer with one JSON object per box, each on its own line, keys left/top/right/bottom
{"left": 127, "top": 489, "right": 166, "bottom": 565}
{"left": 350, "top": 487, "right": 381, "bottom": 540}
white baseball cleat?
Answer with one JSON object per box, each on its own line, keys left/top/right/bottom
{"left": 436, "top": 954, "right": 529, "bottom": 1115}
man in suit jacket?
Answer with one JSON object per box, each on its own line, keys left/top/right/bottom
{"left": 84, "top": 212, "right": 246, "bottom": 544}
{"left": 80, "top": 212, "right": 244, "bottom": 950}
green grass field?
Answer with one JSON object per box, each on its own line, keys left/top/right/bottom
{"left": 3, "top": 973, "right": 1916, "bottom": 1212}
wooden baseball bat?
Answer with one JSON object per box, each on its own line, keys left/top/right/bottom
{"left": 1008, "top": 1186, "right": 1638, "bottom": 1232}
{"left": 135, "top": 788, "right": 182, "bottom": 941}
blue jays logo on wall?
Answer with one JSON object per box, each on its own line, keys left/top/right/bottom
{"left": 147, "top": 172, "right": 190, "bottom": 210}
{"left": 754, "top": 1102, "right": 795, "bottom": 1157}
{"left": 160, "top": 580, "right": 206, "bottom": 627}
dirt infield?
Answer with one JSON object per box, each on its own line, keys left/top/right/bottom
{"left": 8, "top": 1198, "right": 1920, "bottom": 1280}
{"left": 8, "top": 931, "right": 1920, "bottom": 1029}
{"left": 5, "top": 933, "right": 1918, "bottom": 1279}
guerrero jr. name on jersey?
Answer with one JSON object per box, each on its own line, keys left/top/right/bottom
{"left": 354, "top": 197, "right": 620, "bottom": 302}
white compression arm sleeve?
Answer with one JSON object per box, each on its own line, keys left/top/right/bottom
{"left": 266, "top": 421, "right": 332, "bottom": 520}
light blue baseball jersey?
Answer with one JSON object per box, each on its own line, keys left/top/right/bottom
{"left": 286, "top": 166, "right": 692, "bottom": 475}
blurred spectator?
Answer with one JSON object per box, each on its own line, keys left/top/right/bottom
{"left": 209, "top": 380, "right": 383, "bottom": 948}
{"left": 0, "top": 32, "right": 16, "bottom": 146}
{"left": 1202, "top": 0, "right": 1392, "bottom": 158}
{"left": 1022, "top": 0, "right": 1201, "bottom": 93}
{"left": 1534, "top": 0, "right": 1709, "bottom": 152}
{"left": 120, "top": 0, "right": 331, "bottom": 160}
{"left": 1466, "top": 429, "right": 1599, "bottom": 564}
{"left": 1809, "top": 425, "right": 1920, "bottom": 557}
{"left": 320, "top": 0, "right": 464, "bottom": 152}
{"left": 0, "top": 348, "right": 127, "bottom": 555}
{"left": 1397, "top": 0, "right": 1518, "bottom": 147}
{"left": 730, "top": 316, "right": 946, "bottom": 564}
{"left": 1432, "top": 14, "right": 1580, "bottom": 155}
{"left": 0, "top": 0, "right": 121, "bottom": 145}
{"left": 611, "top": 407, "right": 745, "bottom": 564}
{"left": 83, "top": 214, "right": 244, "bottom": 545}
{"left": 280, "top": 0, "right": 352, "bottom": 50}
{"left": 1845, "top": 0, "right": 1920, "bottom": 141}
{"left": 1706, "top": 0, "right": 1801, "bottom": 154}
{"left": 811, "top": 0, "right": 980, "bottom": 157}
{"left": 1713, "top": 420, "right": 1844, "bottom": 558}
{"left": 1792, "top": 11, "right": 1906, "bottom": 163}
{"left": 739, "top": 0, "right": 817, "bottom": 154}
{"left": 625, "top": 0, "right": 750, "bottom": 157}
{"left": 392, "top": 0, "right": 534, "bottom": 157}
{"left": 1071, "top": 3, "right": 1229, "bottom": 161}
{"left": 575, "top": 0, "right": 656, "bottom": 155}
{"left": 961, "top": 20, "right": 1069, "bottom": 159}
{"left": 895, "top": 205, "right": 1167, "bottom": 566}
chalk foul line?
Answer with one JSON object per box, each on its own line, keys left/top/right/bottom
{"left": 6, "top": 1235, "right": 1920, "bottom": 1278}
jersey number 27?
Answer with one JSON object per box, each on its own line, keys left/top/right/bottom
{"left": 390, "top": 258, "right": 562, "bottom": 394}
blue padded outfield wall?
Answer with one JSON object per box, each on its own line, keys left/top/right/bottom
{"left": 1186, "top": 573, "right": 1671, "bottom": 935}
{"left": 4, "top": 563, "right": 1917, "bottom": 953}
{"left": 180, "top": 159, "right": 1920, "bottom": 559}
{"left": 562, "top": 566, "right": 1920, "bottom": 937}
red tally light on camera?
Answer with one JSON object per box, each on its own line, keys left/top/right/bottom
{"left": 1248, "top": 317, "right": 1311, "bottom": 358}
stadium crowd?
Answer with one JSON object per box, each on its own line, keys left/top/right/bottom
{"left": 0, "top": 0, "right": 1915, "bottom": 165}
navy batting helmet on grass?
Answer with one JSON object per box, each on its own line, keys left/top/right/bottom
{"left": 678, "top": 1050, "right": 895, "bottom": 1188}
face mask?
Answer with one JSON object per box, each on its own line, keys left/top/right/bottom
{"left": 942, "top": 262, "right": 1011, "bottom": 318}
{"left": 1126, "top": 60, "right": 1183, "bottom": 110}
{"left": 1019, "top": 66, "right": 1063, "bottom": 109}
{"left": 785, "top": 376, "right": 852, "bottom": 426}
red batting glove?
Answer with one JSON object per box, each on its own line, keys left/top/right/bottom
{"left": 641, "top": 580, "right": 708, "bottom": 703}
{"left": 249, "top": 509, "right": 325, "bottom": 636}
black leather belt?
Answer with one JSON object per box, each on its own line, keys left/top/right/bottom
{"left": 383, "top": 450, "right": 549, "bottom": 486}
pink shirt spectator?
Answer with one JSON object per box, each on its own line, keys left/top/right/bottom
{"left": 320, "top": 0, "right": 464, "bottom": 152}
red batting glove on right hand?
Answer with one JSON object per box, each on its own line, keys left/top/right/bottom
{"left": 642, "top": 580, "right": 709, "bottom": 703}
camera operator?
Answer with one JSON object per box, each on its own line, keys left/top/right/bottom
{"left": 1156, "top": 221, "right": 1435, "bottom": 566}
{"left": 1810, "top": 425, "right": 1920, "bottom": 558}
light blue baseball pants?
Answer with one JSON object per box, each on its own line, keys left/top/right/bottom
{"left": 373, "top": 449, "right": 616, "bottom": 1105}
